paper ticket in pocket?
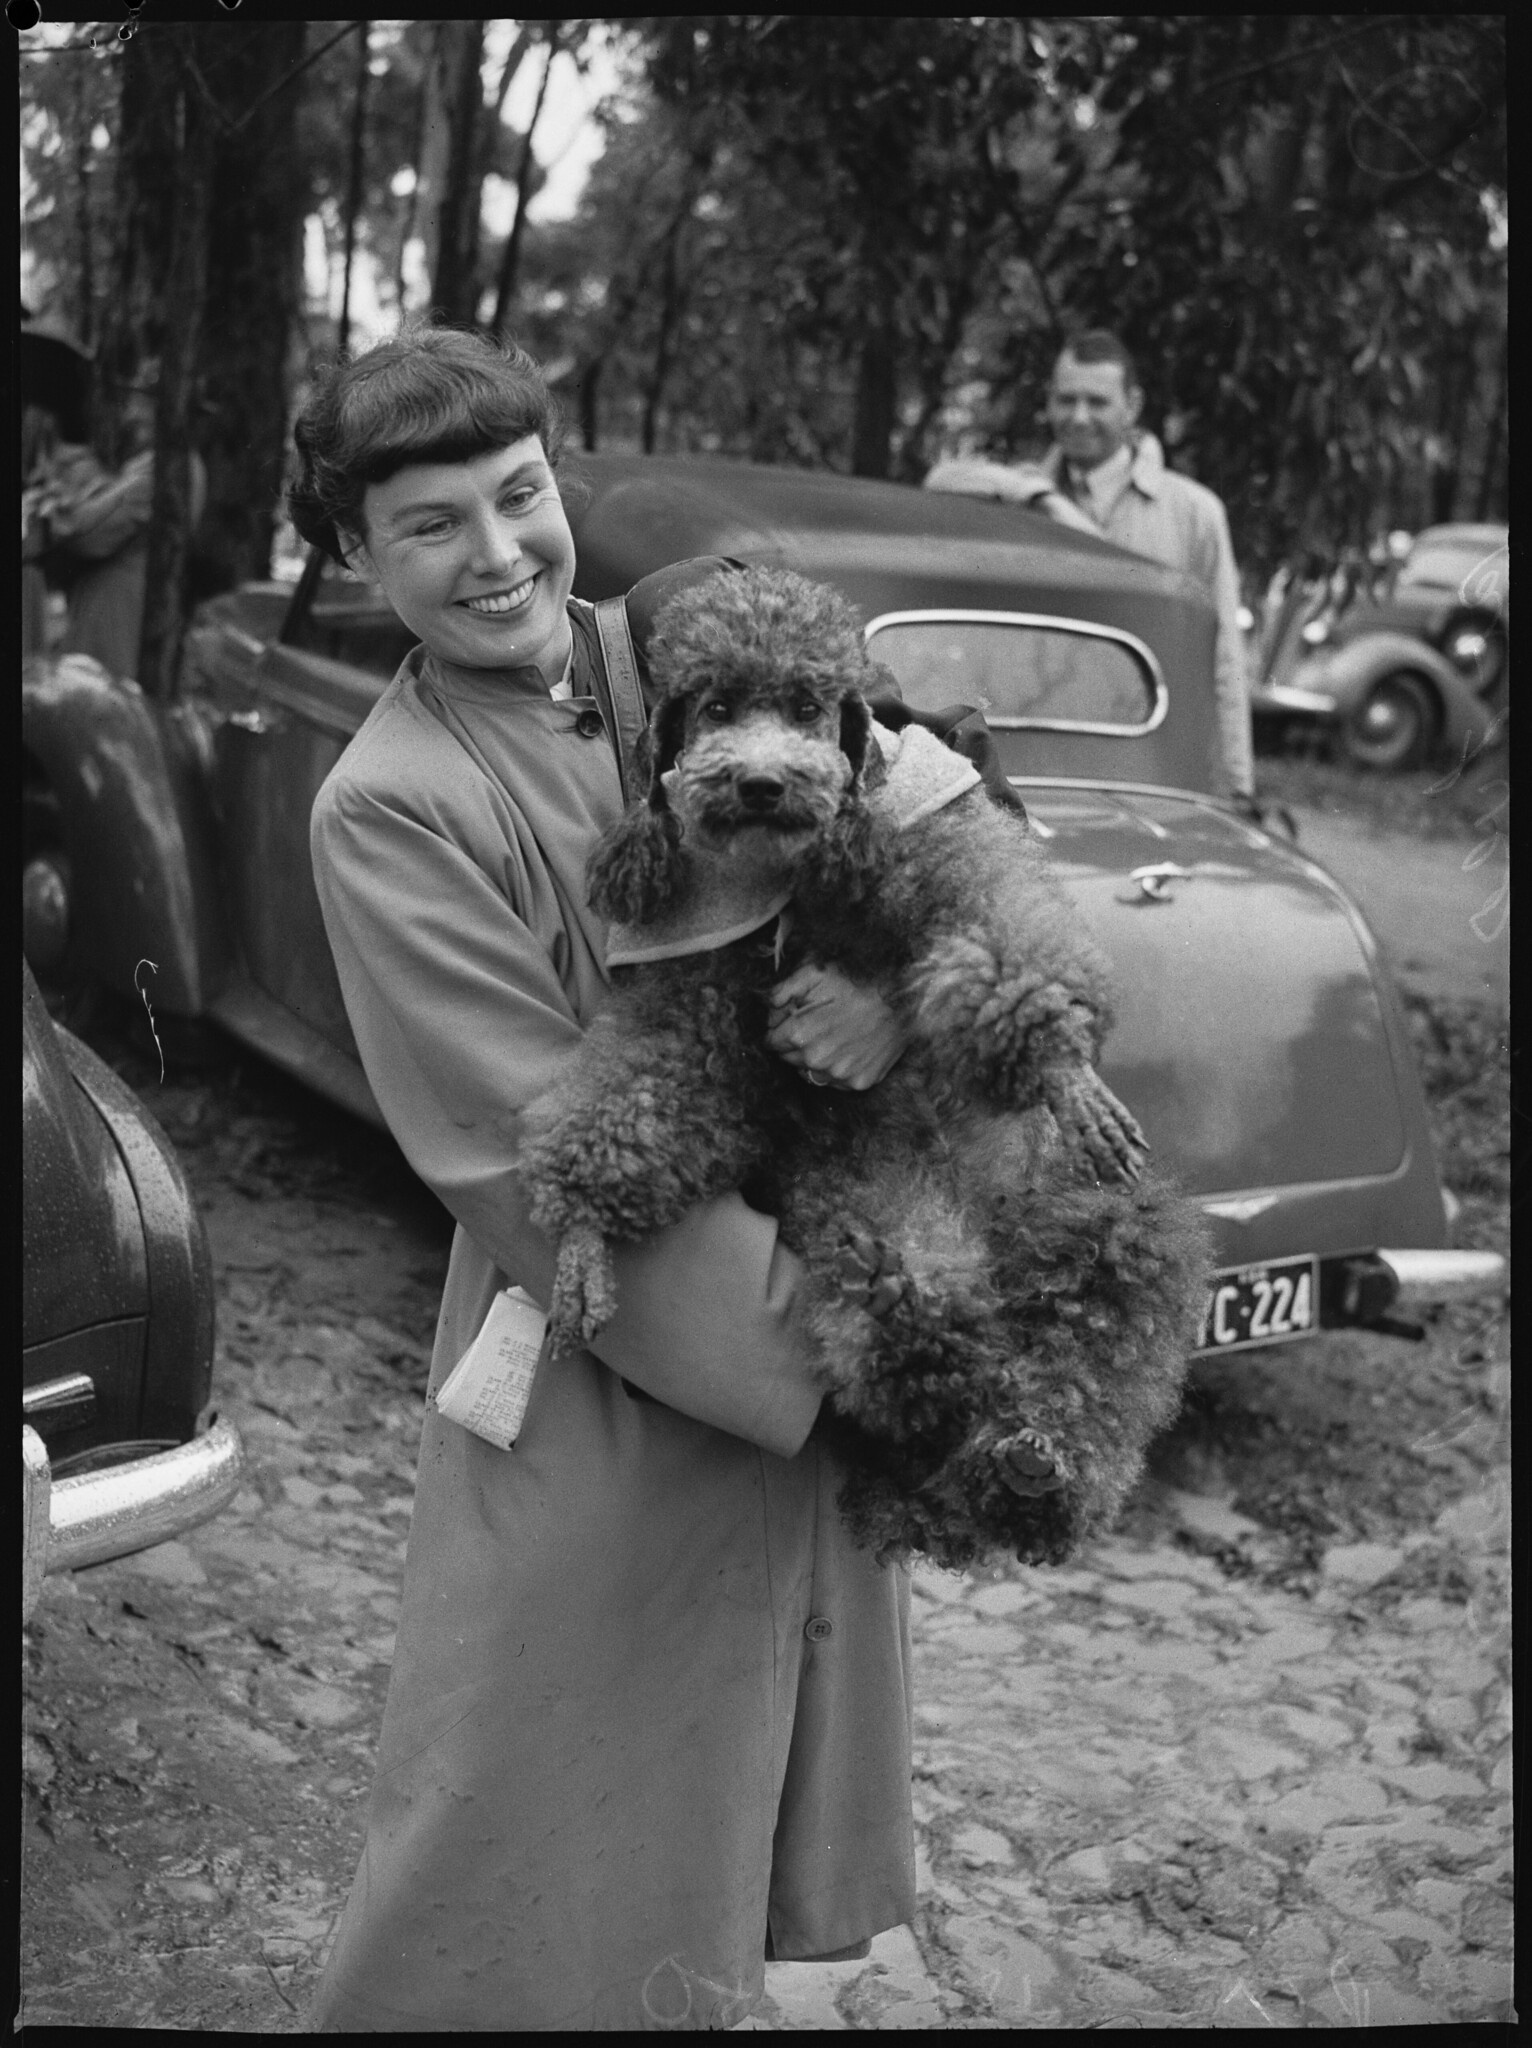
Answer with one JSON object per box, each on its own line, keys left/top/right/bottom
{"left": 431, "top": 1286, "right": 547, "bottom": 1449}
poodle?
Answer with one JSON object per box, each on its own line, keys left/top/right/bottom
{"left": 520, "top": 567, "right": 1213, "bottom": 1570}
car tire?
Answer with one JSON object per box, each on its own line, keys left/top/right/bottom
{"left": 1342, "top": 670, "right": 1437, "bottom": 772}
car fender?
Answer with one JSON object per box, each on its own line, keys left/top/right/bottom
{"left": 1297, "top": 632, "right": 1496, "bottom": 755}
{"left": 22, "top": 653, "right": 231, "bottom": 1014}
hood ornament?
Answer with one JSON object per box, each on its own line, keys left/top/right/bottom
{"left": 1126, "top": 861, "right": 1193, "bottom": 903}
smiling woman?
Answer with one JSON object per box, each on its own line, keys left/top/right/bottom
{"left": 284, "top": 325, "right": 922, "bottom": 2030}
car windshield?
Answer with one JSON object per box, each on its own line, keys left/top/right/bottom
{"left": 864, "top": 612, "right": 1162, "bottom": 731}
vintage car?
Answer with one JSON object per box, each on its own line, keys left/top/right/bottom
{"left": 22, "top": 959, "right": 244, "bottom": 1621}
{"left": 1251, "top": 523, "right": 1508, "bottom": 771}
{"left": 20, "top": 452, "right": 1503, "bottom": 1379}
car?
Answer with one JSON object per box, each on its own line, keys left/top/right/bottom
{"left": 20, "top": 451, "right": 1504, "bottom": 1385}
{"left": 22, "top": 958, "right": 244, "bottom": 1620}
{"left": 1251, "top": 524, "right": 1508, "bottom": 772}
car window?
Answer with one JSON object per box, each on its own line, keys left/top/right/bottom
{"left": 1399, "top": 542, "right": 1507, "bottom": 608}
{"left": 864, "top": 611, "right": 1164, "bottom": 732}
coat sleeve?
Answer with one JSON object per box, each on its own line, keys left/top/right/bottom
{"left": 1194, "top": 494, "right": 1255, "bottom": 799}
{"left": 311, "top": 762, "right": 824, "bottom": 1459}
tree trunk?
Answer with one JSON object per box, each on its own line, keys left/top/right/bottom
{"left": 579, "top": 357, "right": 603, "bottom": 451}
{"left": 198, "top": 20, "right": 310, "bottom": 591}
{"left": 429, "top": 20, "right": 487, "bottom": 324}
{"left": 642, "top": 213, "right": 687, "bottom": 453}
{"left": 338, "top": 22, "right": 371, "bottom": 356}
{"left": 850, "top": 317, "right": 897, "bottom": 479}
{"left": 137, "top": 35, "right": 217, "bottom": 701}
{"left": 491, "top": 27, "right": 560, "bottom": 338}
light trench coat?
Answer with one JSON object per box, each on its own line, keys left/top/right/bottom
{"left": 306, "top": 590, "right": 916, "bottom": 2031}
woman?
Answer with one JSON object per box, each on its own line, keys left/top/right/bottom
{"left": 293, "top": 327, "right": 918, "bottom": 2031}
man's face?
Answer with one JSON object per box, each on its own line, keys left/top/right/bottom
{"left": 1047, "top": 354, "right": 1142, "bottom": 469}
{"left": 345, "top": 436, "right": 576, "bottom": 676}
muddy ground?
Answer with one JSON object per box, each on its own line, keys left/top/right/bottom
{"left": 18, "top": 810, "right": 1513, "bottom": 2030}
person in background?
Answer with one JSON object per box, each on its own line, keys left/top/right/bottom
{"left": 21, "top": 311, "right": 206, "bottom": 681}
{"left": 925, "top": 329, "right": 1255, "bottom": 800}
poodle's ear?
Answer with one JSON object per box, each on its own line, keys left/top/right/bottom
{"left": 789, "top": 799, "right": 885, "bottom": 910}
{"left": 643, "top": 692, "right": 691, "bottom": 811}
{"left": 586, "top": 805, "right": 687, "bottom": 925}
{"left": 838, "top": 689, "right": 874, "bottom": 786}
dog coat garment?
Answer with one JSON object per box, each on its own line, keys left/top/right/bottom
{"left": 603, "top": 720, "right": 983, "bottom": 967}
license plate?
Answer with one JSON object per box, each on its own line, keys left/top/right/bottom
{"left": 1196, "top": 1256, "right": 1318, "bottom": 1354}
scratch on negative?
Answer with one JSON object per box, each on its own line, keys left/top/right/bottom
{"left": 135, "top": 958, "right": 165, "bottom": 1084}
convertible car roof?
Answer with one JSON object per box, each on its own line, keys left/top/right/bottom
{"left": 565, "top": 450, "right": 1215, "bottom": 671}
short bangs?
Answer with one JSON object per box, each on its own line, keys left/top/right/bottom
{"left": 289, "top": 326, "right": 566, "bottom": 562}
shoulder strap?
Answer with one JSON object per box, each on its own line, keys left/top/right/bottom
{"left": 591, "top": 594, "right": 649, "bottom": 806}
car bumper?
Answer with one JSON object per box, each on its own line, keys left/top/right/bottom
{"left": 1377, "top": 1247, "right": 1507, "bottom": 1306}
{"left": 22, "top": 1417, "right": 245, "bottom": 1619}
{"left": 1251, "top": 682, "right": 1339, "bottom": 717}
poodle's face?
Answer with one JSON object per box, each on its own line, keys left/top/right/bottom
{"left": 655, "top": 669, "right": 865, "bottom": 852}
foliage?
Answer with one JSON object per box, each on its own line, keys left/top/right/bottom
{"left": 19, "top": 14, "right": 1507, "bottom": 597}
{"left": 541, "top": 14, "right": 1505, "bottom": 571}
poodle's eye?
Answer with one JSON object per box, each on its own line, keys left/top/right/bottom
{"left": 701, "top": 699, "right": 733, "bottom": 724}
{"left": 793, "top": 699, "right": 824, "bottom": 724}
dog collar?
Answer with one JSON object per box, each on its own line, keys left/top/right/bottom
{"left": 603, "top": 719, "right": 982, "bottom": 967}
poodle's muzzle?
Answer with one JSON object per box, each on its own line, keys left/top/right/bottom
{"left": 663, "top": 709, "right": 855, "bottom": 846}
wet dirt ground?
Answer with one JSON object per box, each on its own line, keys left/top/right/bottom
{"left": 19, "top": 825, "right": 1512, "bottom": 2030}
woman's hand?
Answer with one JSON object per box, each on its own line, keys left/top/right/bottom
{"left": 766, "top": 963, "right": 908, "bottom": 1091}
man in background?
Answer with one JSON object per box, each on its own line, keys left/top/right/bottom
{"left": 926, "top": 330, "right": 1254, "bottom": 800}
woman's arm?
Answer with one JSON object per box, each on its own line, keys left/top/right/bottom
{"left": 311, "top": 768, "right": 823, "bottom": 1458}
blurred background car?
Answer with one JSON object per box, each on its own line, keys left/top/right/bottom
{"left": 1248, "top": 523, "right": 1508, "bottom": 772}
{"left": 22, "top": 959, "right": 244, "bottom": 1621}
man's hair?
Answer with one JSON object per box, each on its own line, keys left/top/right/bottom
{"left": 288, "top": 324, "right": 566, "bottom": 563}
{"left": 1055, "top": 329, "right": 1141, "bottom": 394}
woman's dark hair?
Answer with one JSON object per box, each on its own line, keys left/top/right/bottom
{"left": 288, "top": 325, "right": 567, "bottom": 563}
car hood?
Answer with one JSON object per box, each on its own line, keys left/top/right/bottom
{"left": 1024, "top": 788, "right": 1410, "bottom": 1197}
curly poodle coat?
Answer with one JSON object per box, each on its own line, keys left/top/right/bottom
{"left": 521, "top": 567, "right": 1213, "bottom": 1569}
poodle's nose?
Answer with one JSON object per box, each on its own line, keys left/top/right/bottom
{"left": 737, "top": 774, "right": 785, "bottom": 813}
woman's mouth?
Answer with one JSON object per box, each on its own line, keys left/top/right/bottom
{"left": 462, "top": 575, "right": 538, "bottom": 616}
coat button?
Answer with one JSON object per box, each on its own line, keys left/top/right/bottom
{"left": 804, "top": 1616, "right": 833, "bottom": 1643}
{"left": 575, "top": 707, "right": 606, "bottom": 739}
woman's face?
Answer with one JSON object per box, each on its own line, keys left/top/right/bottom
{"left": 348, "top": 436, "right": 576, "bottom": 677}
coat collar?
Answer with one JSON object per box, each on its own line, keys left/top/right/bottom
{"left": 1045, "top": 430, "right": 1166, "bottom": 502}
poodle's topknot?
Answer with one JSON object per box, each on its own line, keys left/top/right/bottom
{"left": 647, "top": 567, "right": 868, "bottom": 703}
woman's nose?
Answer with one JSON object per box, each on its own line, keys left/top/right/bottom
{"left": 469, "top": 516, "right": 519, "bottom": 576}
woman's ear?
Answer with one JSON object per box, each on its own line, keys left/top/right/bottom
{"left": 336, "top": 528, "right": 377, "bottom": 583}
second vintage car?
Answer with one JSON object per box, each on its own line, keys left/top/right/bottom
{"left": 1251, "top": 522, "right": 1508, "bottom": 772}
{"left": 21, "top": 452, "right": 1503, "bottom": 1373}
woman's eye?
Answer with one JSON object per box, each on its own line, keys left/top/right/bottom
{"left": 501, "top": 486, "right": 538, "bottom": 512}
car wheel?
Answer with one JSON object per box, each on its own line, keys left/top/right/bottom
{"left": 1342, "top": 670, "right": 1437, "bottom": 772}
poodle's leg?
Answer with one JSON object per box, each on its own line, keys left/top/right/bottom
{"left": 965, "top": 1161, "right": 1213, "bottom": 1562}
{"left": 912, "top": 937, "right": 1148, "bottom": 1185}
{"left": 521, "top": 995, "right": 766, "bottom": 1350}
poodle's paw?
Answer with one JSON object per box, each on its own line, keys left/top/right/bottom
{"left": 1041, "top": 1062, "right": 1149, "bottom": 1186}
{"left": 548, "top": 1222, "right": 618, "bottom": 1354}
{"left": 833, "top": 1224, "right": 911, "bottom": 1321}
{"left": 993, "top": 1425, "right": 1069, "bottom": 1499}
